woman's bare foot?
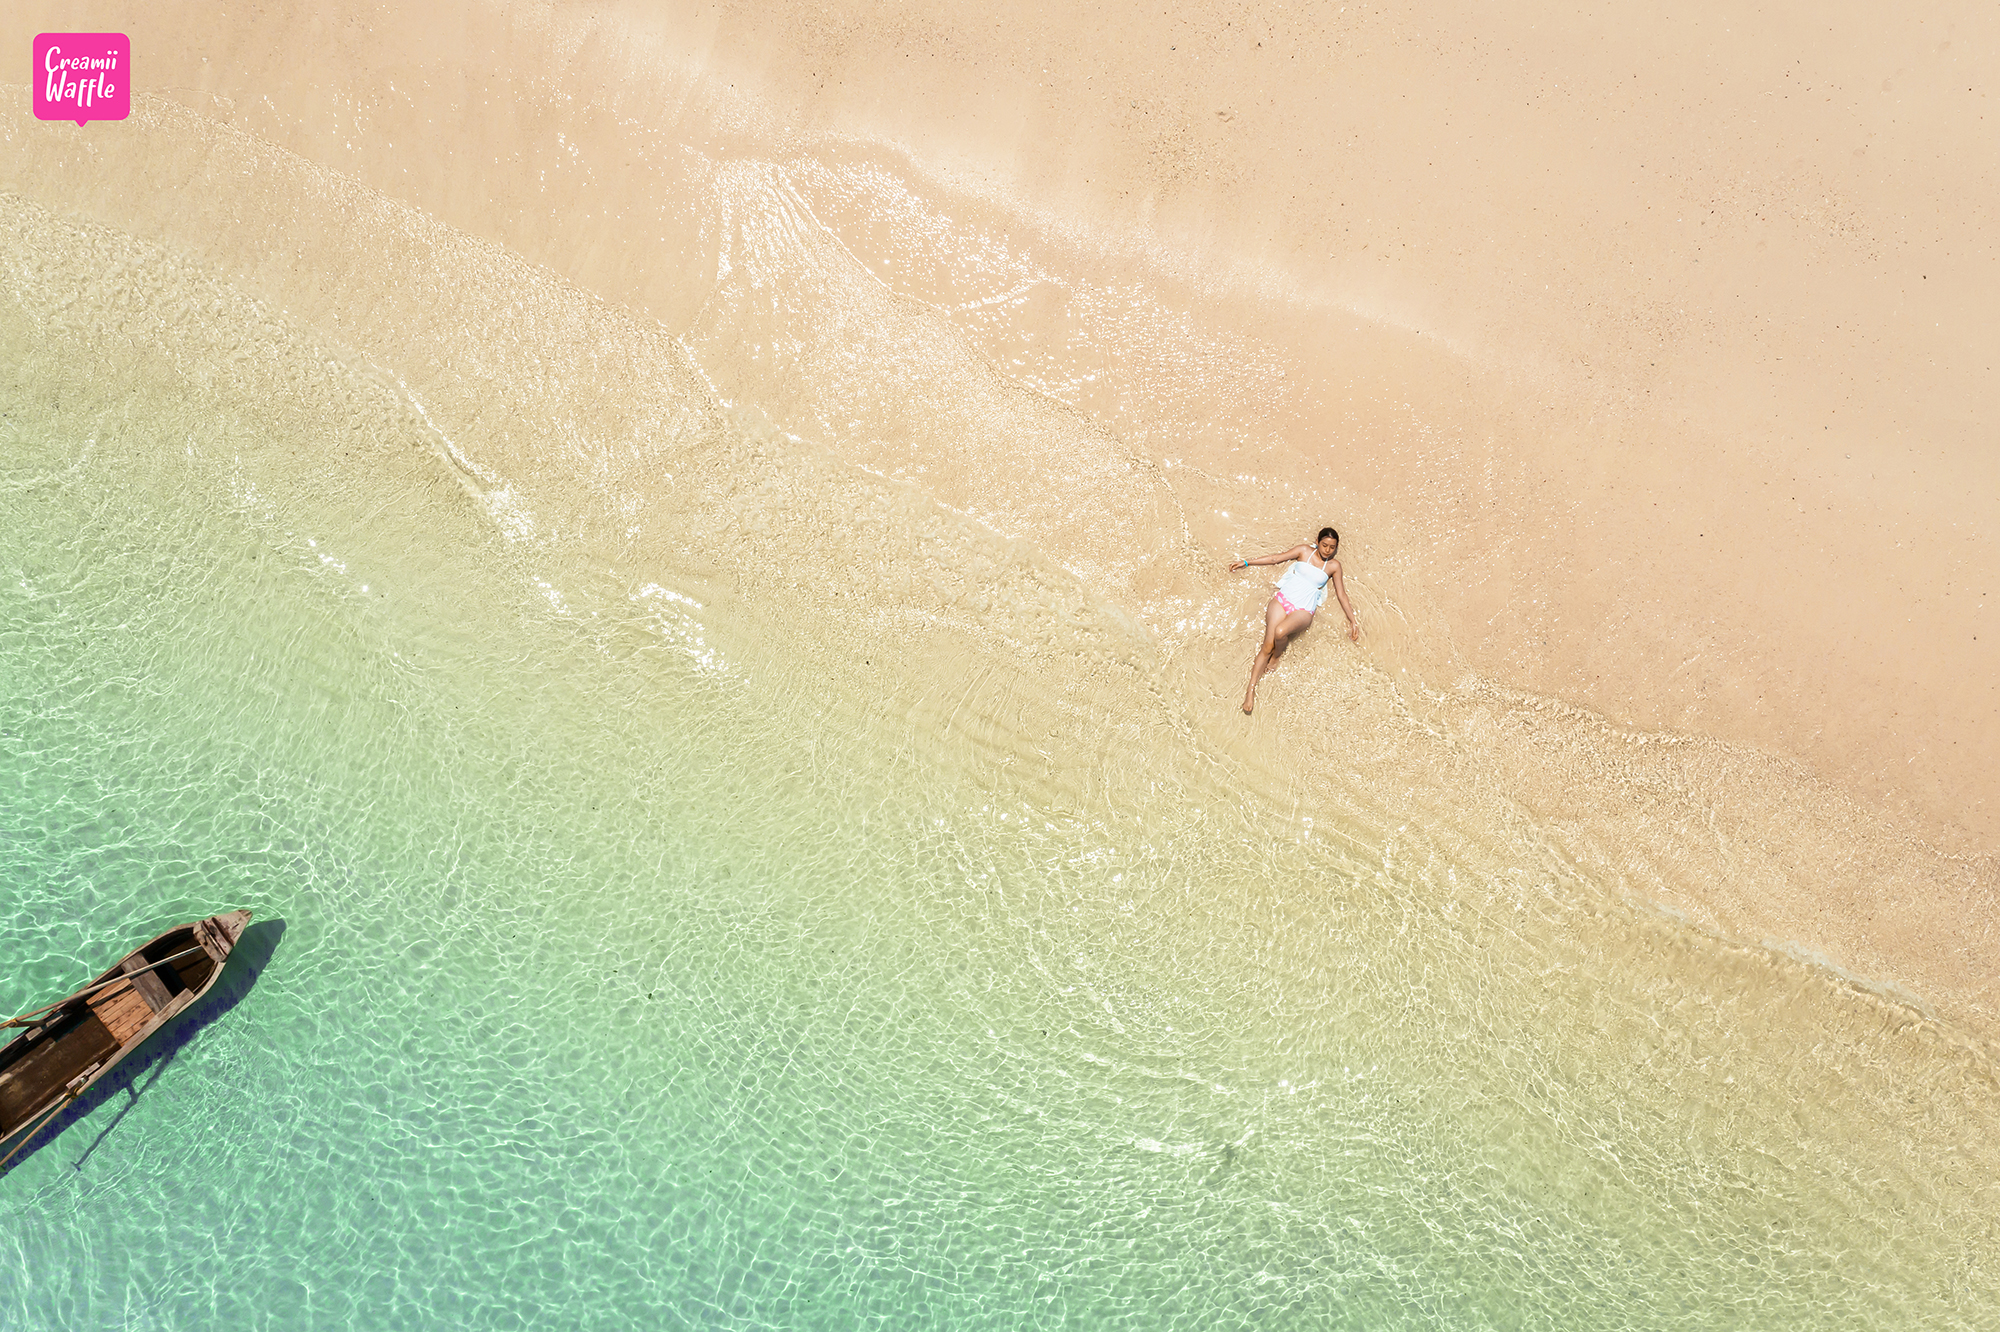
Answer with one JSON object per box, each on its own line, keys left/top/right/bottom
{"left": 1242, "top": 656, "right": 1266, "bottom": 713}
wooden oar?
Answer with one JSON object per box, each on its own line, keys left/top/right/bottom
{"left": 1, "top": 944, "right": 209, "bottom": 1030}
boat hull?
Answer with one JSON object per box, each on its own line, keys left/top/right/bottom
{"left": 0, "top": 911, "right": 252, "bottom": 1154}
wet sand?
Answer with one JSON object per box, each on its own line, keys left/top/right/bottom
{"left": 4, "top": 0, "right": 1996, "bottom": 1029}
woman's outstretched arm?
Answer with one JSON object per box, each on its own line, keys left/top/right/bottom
{"left": 1229, "top": 544, "right": 1308, "bottom": 571}
{"left": 1328, "top": 560, "right": 1360, "bottom": 641}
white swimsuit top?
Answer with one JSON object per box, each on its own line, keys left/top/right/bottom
{"left": 1275, "top": 554, "right": 1330, "bottom": 612}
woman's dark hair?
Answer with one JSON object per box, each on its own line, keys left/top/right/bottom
{"left": 1316, "top": 526, "right": 1340, "bottom": 550}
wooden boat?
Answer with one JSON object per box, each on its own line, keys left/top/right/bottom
{"left": 0, "top": 911, "right": 251, "bottom": 1168}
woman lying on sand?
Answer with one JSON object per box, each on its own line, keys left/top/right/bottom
{"left": 1230, "top": 527, "right": 1358, "bottom": 714}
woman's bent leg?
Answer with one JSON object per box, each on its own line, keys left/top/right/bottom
{"left": 1243, "top": 602, "right": 1314, "bottom": 713}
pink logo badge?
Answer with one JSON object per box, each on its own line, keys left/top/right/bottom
{"left": 34, "top": 33, "right": 129, "bottom": 126}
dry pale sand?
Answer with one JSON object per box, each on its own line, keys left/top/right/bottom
{"left": 5, "top": 2, "right": 1997, "bottom": 1010}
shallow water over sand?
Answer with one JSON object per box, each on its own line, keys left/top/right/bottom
{"left": 4, "top": 124, "right": 1999, "bottom": 1327}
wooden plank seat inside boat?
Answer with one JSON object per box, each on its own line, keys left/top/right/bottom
{"left": 128, "top": 932, "right": 216, "bottom": 1006}
{"left": 88, "top": 982, "right": 153, "bottom": 1045}
{"left": 118, "top": 955, "right": 174, "bottom": 1014}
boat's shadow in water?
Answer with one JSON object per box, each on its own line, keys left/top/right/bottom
{"left": 6, "top": 918, "right": 285, "bottom": 1176}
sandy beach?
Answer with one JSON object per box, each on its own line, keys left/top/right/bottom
{"left": 55, "top": 0, "right": 1993, "bottom": 829}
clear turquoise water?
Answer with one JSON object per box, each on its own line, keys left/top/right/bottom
{"left": 3, "top": 189, "right": 1998, "bottom": 1330}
